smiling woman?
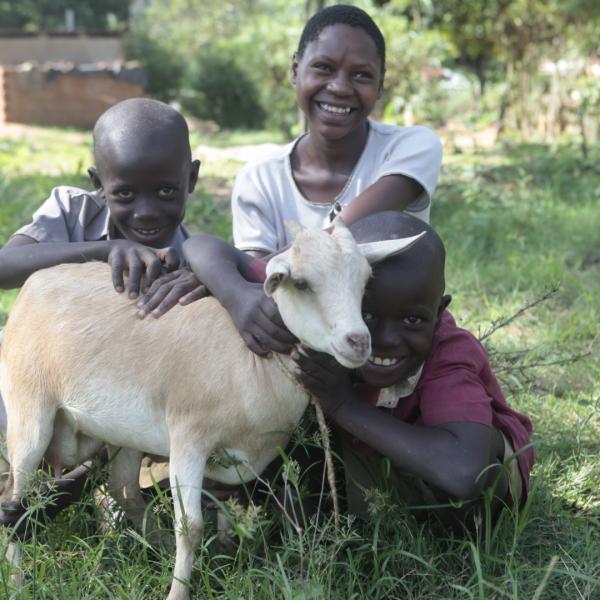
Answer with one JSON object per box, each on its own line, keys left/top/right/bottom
{"left": 231, "top": 4, "right": 443, "bottom": 258}
{"left": 291, "top": 23, "right": 383, "bottom": 149}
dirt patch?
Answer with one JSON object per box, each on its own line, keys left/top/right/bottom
{"left": 438, "top": 124, "right": 498, "bottom": 151}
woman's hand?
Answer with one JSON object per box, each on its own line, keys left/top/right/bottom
{"left": 136, "top": 268, "right": 209, "bottom": 318}
{"left": 228, "top": 283, "right": 297, "bottom": 356}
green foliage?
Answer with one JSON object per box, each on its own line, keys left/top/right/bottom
{"left": 377, "top": 8, "right": 454, "bottom": 125}
{"left": 183, "top": 48, "right": 265, "bottom": 130}
{"left": 0, "top": 0, "right": 128, "bottom": 31}
{"left": 125, "top": 29, "right": 184, "bottom": 103}
{"left": 222, "top": 6, "right": 302, "bottom": 137}
{"left": 0, "top": 125, "right": 599, "bottom": 598}
{"left": 427, "top": 0, "right": 507, "bottom": 94}
{"left": 126, "top": 0, "right": 304, "bottom": 136}
{"left": 5, "top": 0, "right": 597, "bottom": 139}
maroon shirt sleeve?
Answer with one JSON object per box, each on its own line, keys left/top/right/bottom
{"left": 244, "top": 258, "right": 267, "bottom": 283}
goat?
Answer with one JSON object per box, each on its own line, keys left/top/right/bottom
{"left": 0, "top": 221, "right": 424, "bottom": 600}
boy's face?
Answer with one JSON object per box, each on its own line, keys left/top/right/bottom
{"left": 356, "top": 255, "right": 448, "bottom": 388}
{"left": 291, "top": 24, "right": 383, "bottom": 142}
{"left": 90, "top": 140, "right": 199, "bottom": 249}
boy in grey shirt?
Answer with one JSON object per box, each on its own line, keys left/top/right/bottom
{"left": 0, "top": 97, "right": 203, "bottom": 524}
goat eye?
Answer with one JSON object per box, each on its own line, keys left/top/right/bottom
{"left": 292, "top": 278, "right": 309, "bottom": 291}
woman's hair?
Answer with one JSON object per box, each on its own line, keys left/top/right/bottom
{"left": 296, "top": 4, "right": 386, "bottom": 72}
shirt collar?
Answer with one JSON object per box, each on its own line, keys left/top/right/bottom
{"left": 375, "top": 364, "right": 424, "bottom": 408}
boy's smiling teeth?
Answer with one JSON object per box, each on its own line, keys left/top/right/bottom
{"left": 318, "top": 102, "right": 352, "bottom": 114}
{"left": 134, "top": 227, "right": 161, "bottom": 235}
{"left": 369, "top": 355, "right": 399, "bottom": 367}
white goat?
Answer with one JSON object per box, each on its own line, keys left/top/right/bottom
{"left": 0, "top": 221, "right": 423, "bottom": 600}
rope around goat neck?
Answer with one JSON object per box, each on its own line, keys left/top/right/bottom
{"left": 274, "top": 353, "right": 340, "bottom": 529}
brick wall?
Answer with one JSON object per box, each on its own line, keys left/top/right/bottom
{"left": 0, "top": 64, "right": 145, "bottom": 128}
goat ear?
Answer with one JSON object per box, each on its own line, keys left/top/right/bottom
{"left": 264, "top": 256, "right": 290, "bottom": 297}
{"left": 359, "top": 231, "right": 427, "bottom": 265}
{"left": 284, "top": 220, "right": 306, "bottom": 240}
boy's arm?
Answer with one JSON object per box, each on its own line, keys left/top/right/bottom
{"left": 0, "top": 234, "right": 178, "bottom": 296}
{"left": 292, "top": 349, "right": 507, "bottom": 502}
{"left": 183, "top": 235, "right": 296, "bottom": 355}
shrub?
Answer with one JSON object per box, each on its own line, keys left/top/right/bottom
{"left": 183, "top": 49, "right": 265, "bottom": 130}
{"left": 125, "top": 30, "right": 184, "bottom": 103}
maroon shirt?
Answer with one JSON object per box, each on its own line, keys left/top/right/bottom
{"left": 246, "top": 259, "right": 534, "bottom": 498}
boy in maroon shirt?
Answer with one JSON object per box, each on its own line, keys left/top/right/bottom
{"left": 182, "top": 212, "right": 533, "bottom": 525}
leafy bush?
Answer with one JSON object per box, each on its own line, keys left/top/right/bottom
{"left": 183, "top": 49, "right": 265, "bottom": 130}
{"left": 125, "top": 29, "right": 184, "bottom": 103}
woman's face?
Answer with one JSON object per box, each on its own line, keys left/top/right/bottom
{"left": 292, "top": 24, "right": 383, "bottom": 143}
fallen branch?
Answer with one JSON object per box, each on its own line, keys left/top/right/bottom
{"left": 478, "top": 284, "right": 559, "bottom": 342}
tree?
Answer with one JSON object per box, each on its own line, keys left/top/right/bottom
{"left": 125, "top": 29, "right": 184, "bottom": 103}
{"left": 0, "top": 0, "right": 128, "bottom": 31}
{"left": 426, "top": 0, "right": 512, "bottom": 97}
{"left": 129, "top": 0, "right": 305, "bottom": 135}
{"left": 420, "top": 0, "right": 600, "bottom": 134}
{"left": 184, "top": 48, "right": 265, "bottom": 129}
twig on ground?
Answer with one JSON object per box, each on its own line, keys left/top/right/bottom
{"left": 311, "top": 399, "right": 340, "bottom": 529}
{"left": 274, "top": 353, "right": 341, "bottom": 530}
{"left": 478, "top": 284, "right": 559, "bottom": 342}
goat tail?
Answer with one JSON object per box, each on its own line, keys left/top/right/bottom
{"left": 311, "top": 398, "right": 340, "bottom": 529}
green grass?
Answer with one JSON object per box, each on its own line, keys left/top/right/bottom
{"left": 0, "top": 127, "right": 598, "bottom": 598}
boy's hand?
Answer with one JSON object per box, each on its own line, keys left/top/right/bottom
{"left": 228, "top": 284, "right": 297, "bottom": 356}
{"left": 136, "top": 268, "right": 208, "bottom": 319}
{"left": 291, "top": 346, "right": 355, "bottom": 417}
{"left": 107, "top": 240, "right": 180, "bottom": 299}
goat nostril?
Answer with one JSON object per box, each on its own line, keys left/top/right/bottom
{"left": 346, "top": 333, "right": 369, "bottom": 351}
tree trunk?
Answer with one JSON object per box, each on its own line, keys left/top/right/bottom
{"left": 545, "top": 68, "right": 560, "bottom": 141}
{"left": 497, "top": 61, "right": 514, "bottom": 138}
{"left": 577, "top": 107, "right": 588, "bottom": 159}
{"left": 474, "top": 58, "right": 486, "bottom": 98}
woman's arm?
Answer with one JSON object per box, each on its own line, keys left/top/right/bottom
{"left": 182, "top": 234, "right": 254, "bottom": 301}
{"left": 338, "top": 125, "right": 443, "bottom": 226}
{"left": 337, "top": 174, "right": 424, "bottom": 227}
{"left": 183, "top": 235, "right": 296, "bottom": 355}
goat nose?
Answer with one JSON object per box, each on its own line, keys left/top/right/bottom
{"left": 345, "top": 332, "right": 370, "bottom": 354}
